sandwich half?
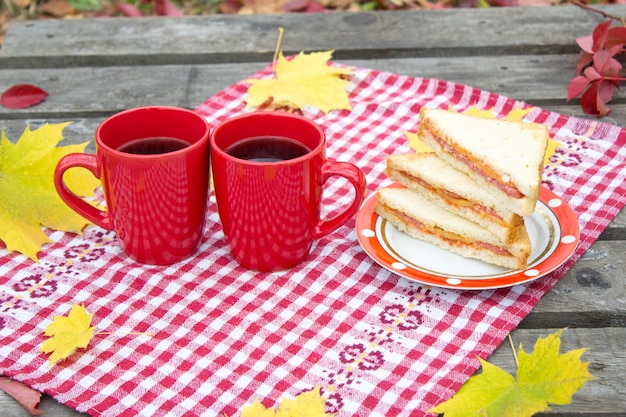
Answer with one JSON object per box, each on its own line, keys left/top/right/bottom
{"left": 386, "top": 152, "right": 523, "bottom": 244}
{"left": 375, "top": 187, "right": 531, "bottom": 270}
{"left": 417, "top": 108, "right": 549, "bottom": 216}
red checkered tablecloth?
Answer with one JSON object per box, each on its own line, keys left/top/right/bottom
{"left": 1, "top": 65, "right": 625, "bottom": 417}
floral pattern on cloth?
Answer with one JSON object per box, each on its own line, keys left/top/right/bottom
{"left": 0, "top": 65, "right": 625, "bottom": 417}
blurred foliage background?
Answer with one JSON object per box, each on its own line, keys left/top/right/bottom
{"left": 0, "top": 0, "right": 619, "bottom": 47}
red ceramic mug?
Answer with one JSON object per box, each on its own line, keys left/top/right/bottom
{"left": 210, "top": 111, "right": 367, "bottom": 272}
{"left": 54, "top": 106, "right": 211, "bottom": 265}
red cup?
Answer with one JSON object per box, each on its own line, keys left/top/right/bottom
{"left": 54, "top": 106, "right": 211, "bottom": 265}
{"left": 210, "top": 111, "right": 367, "bottom": 272}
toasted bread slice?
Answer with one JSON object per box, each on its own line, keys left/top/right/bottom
{"left": 386, "top": 152, "right": 523, "bottom": 243}
{"left": 375, "top": 187, "right": 531, "bottom": 270}
{"left": 417, "top": 108, "right": 548, "bottom": 216}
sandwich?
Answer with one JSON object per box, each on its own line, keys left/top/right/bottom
{"left": 385, "top": 152, "right": 523, "bottom": 244}
{"left": 375, "top": 187, "right": 531, "bottom": 270}
{"left": 417, "top": 108, "right": 549, "bottom": 216}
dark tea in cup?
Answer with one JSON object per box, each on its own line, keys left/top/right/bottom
{"left": 116, "top": 137, "right": 191, "bottom": 155}
{"left": 224, "top": 136, "right": 311, "bottom": 162}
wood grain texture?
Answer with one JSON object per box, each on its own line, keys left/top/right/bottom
{"left": 2, "top": 55, "right": 626, "bottom": 120}
{"left": 1, "top": 5, "right": 622, "bottom": 67}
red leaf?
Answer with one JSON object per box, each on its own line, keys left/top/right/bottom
{"left": 154, "top": 0, "right": 183, "bottom": 15}
{"left": 218, "top": 0, "right": 241, "bottom": 13}
{"left": 567, "top": 76, "right": 591, "bottom": 101}
{"left": 583, "top": 65, "right": 601, "bottom": 81}
{"left": 0, "top": 84, "right": 48, "bottom": 109}
{"left": 116, "top": 3, "right": 144, "bottom": 16}
{"left": 572, "top": 19, "right": 626, "bottom": 117}
{"left": 576, "top": 51, "right": 593, "bottom": 75}
{"left": 596, "top": 94, "right": 612, "bottom": 117}
{"left": 594, "top": 45, "right": 624, "bottom": 66}
{"left": 598, "top": 79, "right": 617, "bottom": 105}
{"left": 592, "top": 19, "right": 613, "bottom": 51}
{"left": 0, "top": 377, "right": 44, "bottom": 416}
{"left": 593, "top": 48, "right": 624, "bottom": 88}
{"left": 282, "top": 0, "right": 308, "bottom": 11}
{"left": 576, "top": 34, "right": 594, "bottom": 53}
{"left": 304, "top": 0, "right": 326, "bottom": 12}
{"left": 602, "top": 26, "right": 626, "bottom": 49}
{"left": 580, "top": 80, "right": 614, "bottom": 117}
{"left": 593, "top": 49, "right": 622, "bottom": 75}
{"left": 602, "top": 58, "right": 623, "bottom": 85}
{"left": 580, "top": 82, "right": 601, "bottom": 115}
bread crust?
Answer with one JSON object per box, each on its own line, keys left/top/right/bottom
{"left": 417, "top": 108, "right": 548, "bottom": 216}
{"left": 386, "top": 152, "right": 523, "bottom": 243}
{"left": 376, "top": 187, "right": 530, "bottom": 270}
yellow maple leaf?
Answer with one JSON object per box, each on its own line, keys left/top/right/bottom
{"left": 0, "top": 123, "right": 100, "bottom": 261}
{"left": 40, "top": 304, "right": 95, "bottom": 365}
{"left": 406, "top": 106, "right": 561, "bottom": 165}
{"left": 543, "top": 137, "right": 561, "bottom": 165}
{"left": 240, "top": 398, "right": 277, "bottom": 417}
{"left": 276, "top": 387, "right": 330, "bottom": 417}
{"left": 502, "top": 106, "right": 535, "bottom": 122}
{"left": 429, "top": 329, "right": 594, "bottom": 417}
{"left": 460, "top": 104, "right": 504, "bottom": 120}
{"left": 404, "top": 131, "right": 431, "bottom": 153}
{"left": 246, "top": 50, "right": 353, "bottom": 114}
{"left": 235, "top": 387, "right": 332, "bottom": 417}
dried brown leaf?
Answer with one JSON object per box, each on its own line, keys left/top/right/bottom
{"left": 39, "top": 0, "right": 76, "bottom": 17}
{"left": 238, "top": 0, "right": 286, "bottom": 13}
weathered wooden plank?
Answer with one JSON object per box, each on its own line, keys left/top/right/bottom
{"left": 3, "top": 6, "right": 625, "bottom": 68}
{"left": 522, "top": 240, "right": 626, "bottom": 328}
{"left": 490, "top": 327, "right": 626, "bottom": 415}
{"left": 0, "top": 63, "right": 245, "bottom": 120}
{"left": 1, "top": 54, "right": 620, "bottom": 120}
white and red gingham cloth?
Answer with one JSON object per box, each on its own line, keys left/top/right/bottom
{"left": 1, "top": 64, "right": 625, "bottom": 417}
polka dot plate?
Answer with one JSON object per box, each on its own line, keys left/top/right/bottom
{"left": 356, "top": 184, "right": 580, "bottom": 290}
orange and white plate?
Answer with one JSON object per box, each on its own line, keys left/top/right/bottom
{"left": 356, "top": 185, "right": 580, "bottom": 290}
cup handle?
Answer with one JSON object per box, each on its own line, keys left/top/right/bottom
{"left": 312, "top": 160, "right": 367, "bottom": 238}
{"left": 54, "top": 153, "right": 112, "bottom": 230}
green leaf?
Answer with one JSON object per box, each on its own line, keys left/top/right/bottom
{"left": 68, "top": 0, "right": 102, "bottom": 11}
{"left": 516, "top": 329, "right": 593, "bottom": 406}
{"left": 429, "top": 329, "right": 594, "bottom": 417}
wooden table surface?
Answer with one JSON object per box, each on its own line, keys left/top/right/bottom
{"left": 1, "top": 5, "right": 625, "bottom": 416}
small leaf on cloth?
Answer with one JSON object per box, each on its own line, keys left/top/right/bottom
{"left": 236, "top": 386, "right": 331, "bottom": 417}
{"left": 0, "top": 123, "right": 100, "bottom": 261}
{"left": 245, "top": 50, "right": 353, "bottom": 113}
{"left": 0, "top": 377, "right": 44, "bottom": 415}
{"left": 240, "top": 398, "right": 277, "bottom": 417}
{"left": 463, "top": 103, "right": 533, "bottom": 122}
{"left": 40, "top": 304, "right": 95, "bottom": 365}
{"left": 429, "top": 329, "right": 594, "bottom": 417}
{"left": 404, "top": 131, "right": 431, "bottom": 153}
{"left": 276, "top": 386, "right": 329, "bottom": 417}
{"left": 407, "top": 106, "right": 561, "bottom": 165}
{"left": 0, "top": 84, "right": 48, "bottom": 109}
